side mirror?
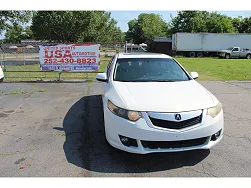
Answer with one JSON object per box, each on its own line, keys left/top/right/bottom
{"left": 96, "top": 73, "right": 108, "bottom": 82}
{"left": 190, "top": 72, "right": 199, "bottom": 79}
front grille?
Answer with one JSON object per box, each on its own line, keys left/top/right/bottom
{"left": 149, "top": 113, "right": 202, "bottom": 130}
{"left": 141, "top": 137, "right": 208, "bottom": 149}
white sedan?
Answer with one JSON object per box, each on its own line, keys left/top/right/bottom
{"left": 0, "top": 65, "right": 4, "bottom": 83}
{"left": 96, "top": 53, "right": 224, "bottom": 154}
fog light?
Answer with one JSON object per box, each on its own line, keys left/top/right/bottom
{"left": 119, "top": 135, "right": 138, "bottom": 147}
{"left": 121, "top": 137, "right": 129, "bottom": 143}
{"left": 211, "top": 129, "right": 222, "bottom": 141}
{"left": 215, "top": 131, "right": 221, "bottom": 139}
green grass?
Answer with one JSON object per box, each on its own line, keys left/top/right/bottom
{"left": 7, "top": 90, "right": 21, "bottom": 95}
{"left": 3, "top": 57, "right": 251, "bottom": 81}
{"left": 4, "top": 90, "right": 32, "bottom": 96}
{"left": 175, "top": 57, "right": 251, "bottom": 81}
{"left": 38, "top": 88, "right": 48, "bottom": 92}
{"left": 28, "top": 146, "right": 36, "bottom": 151}
{"left": 53, "top": 133, "right": 66, "bottom": 137}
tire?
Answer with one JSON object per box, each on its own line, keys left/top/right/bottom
{"left": 246, "top": 54, "right": 251, "bottom": 59}
{"left": 197, "top": 52, "right": 203, "bottom": 58}
{"left": 189, "top": 52, "right": 196, "bottom": 58}
{"left": 0, "top": 78, "right": 3, "bottom": 83}
{"left": 225, "top": 54, "right": 230, "bottom": 59}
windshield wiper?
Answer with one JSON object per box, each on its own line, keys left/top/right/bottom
{"left": 155, "top": 80, "right": 175, "bottom": 82}
{"left": 116, "top": 80, "right": 139, "bottom": 82}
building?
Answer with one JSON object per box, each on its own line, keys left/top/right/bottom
{"left": 151, "top": 37, "right": 172, "bottom": 55}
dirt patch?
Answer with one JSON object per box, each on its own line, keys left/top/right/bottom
{"left": 0, "top": 113, "right": 8, "bottom": 118}
{"left": 4, "top": 110, "right": 14, "bottom": 113}
{"left": 14, "top": 158, "right": 25, "bottom": 165}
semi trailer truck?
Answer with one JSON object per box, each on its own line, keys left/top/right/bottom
{"left": 172, "top": 33, "right": 251, "bottom": 57}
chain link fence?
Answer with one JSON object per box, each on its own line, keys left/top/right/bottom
{"left": 0, "top": 41, "right": 126, "bottom": 82}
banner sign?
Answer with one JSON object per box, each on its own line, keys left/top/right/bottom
{"left": 39, "top": 44, "right": 100, "bottom": 72}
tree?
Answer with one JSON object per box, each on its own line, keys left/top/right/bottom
{"left": 232, "top": 17, "right": 243, "bottom": 33}
{"left": 205, "top": 12, "right": 237, "bottom": 33}
{"left": 24, "top": 26, "right": 33, "bottom": 39}
{"left": 32, "top": 11, "right": 81, "bottom": 42}
{"left": 239, "top": 17, "right": 251, "bottom": 33}
{"left": 4, "top": 24, "right": 32, "bottom": 43}
{"left": 121, "top": 32, "right": 126, "bottom": 42}
{"left": 78, "top": 11, "right": 124, "bottom": 42}
{"left": 0, "top": 11, "right": 32, "bottom": 34}
{"left": 125, "top": 19, "right": 138, "bottom": 42}
{"left": 169, "top": 11, "right": 209, "bottom": 34}
{"left": 126, "top": 13, "right": 168, "bottom": 44}
{"left": 31, "top": 11, "right": 124, "bottom": 43}
{"left": 231, "top": 16, "right": 251, "bottom": 33}
{"left": 169, "top": 11, "right": 237, "bottom": 35}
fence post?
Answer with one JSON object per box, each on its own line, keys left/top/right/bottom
{"left": 125, "top": 41, "right": 127, "bottom": 53}
{"left": 116, "top": 43, "right": 119, "bottom": 54}
{"left": 58, "top": 71, "right": 62, "bottom": 81}
{"left": 2, "top": 46, "right": 6, "bottom": 72}
{"left": 3, "top": 46, "right": 5, "bottom": 66}
{"left": 130, "top": 40, "right": 133, "bottom": 53}
{"left": 0, "top": 45, "right": 2, "bottom": 68}
{"left": 23, "top": 47, "right": 26, "bottom": 66}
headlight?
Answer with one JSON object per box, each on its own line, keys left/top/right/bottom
{"left": 107, "top": 100, "right": 142, "bottom": 122}
{"left": 207, "top": 102, "right": 222, "bottom": 118}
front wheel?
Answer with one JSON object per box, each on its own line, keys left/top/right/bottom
{"left": 0, "top": 78, "right": 4, "bottom": 83}
{"left": 225, "top": 54, "right": 230, "bottom": 59}
{"left": 246, "top": 54, "right": 251, "bottom": 59}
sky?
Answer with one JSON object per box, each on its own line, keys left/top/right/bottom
{"left": 1, "top": 11, "right": 251, "bottom": 39}
{"left": 109, "top": 11, "right": 178, "bottom": 32}
{"left": 110, "top": 11, "right": 251, "bottom": 32}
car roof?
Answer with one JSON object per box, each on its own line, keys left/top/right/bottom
{"left": 117, "top": 53, "right": 173, "bottom": 59}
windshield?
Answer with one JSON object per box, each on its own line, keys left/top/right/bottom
{"left": 113, "top": 58, "right": 191, "bottom": 82}
{"left": 227, "top": 47, "right": 233, "bottom": 50}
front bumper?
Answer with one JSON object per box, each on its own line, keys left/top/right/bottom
{"left": 104, "top": 106, "right": 224, "bottom": 154}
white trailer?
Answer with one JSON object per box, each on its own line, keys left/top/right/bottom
{"left": 172, "top": 32, "right": 251, "bottom": 57}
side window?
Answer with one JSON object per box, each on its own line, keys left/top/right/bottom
{"left": 233, "top": 48, "right": 239, "bottom": 52}
{"left": 107, "top": 56, "right": 115, "bottom": 79}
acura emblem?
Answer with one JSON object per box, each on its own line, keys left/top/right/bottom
{"left": 174, "top": 114, "right": 181, "bottom": 121}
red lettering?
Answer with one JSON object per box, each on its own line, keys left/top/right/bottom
{"left": 55, "top": 50, "right": 62, "bottom": 58}
{"left": 45, "top": 51, "right": 53, "bottom": 58}
{"left": 63, "top": 50, "right": 72, "bottom": 58}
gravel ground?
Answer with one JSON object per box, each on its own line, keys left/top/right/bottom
{"left": 0, "top": 81, "right": 250, "bottom": 177}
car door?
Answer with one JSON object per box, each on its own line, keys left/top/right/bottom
{"left": 231, "top": 47, "right": 240, "bottom": 58}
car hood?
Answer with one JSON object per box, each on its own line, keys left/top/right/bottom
{"left": 218, "top": 50, "right": 231, "bottom": 53}
{"left": 113, "top": 80, "right": 218, "bottom": 112}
